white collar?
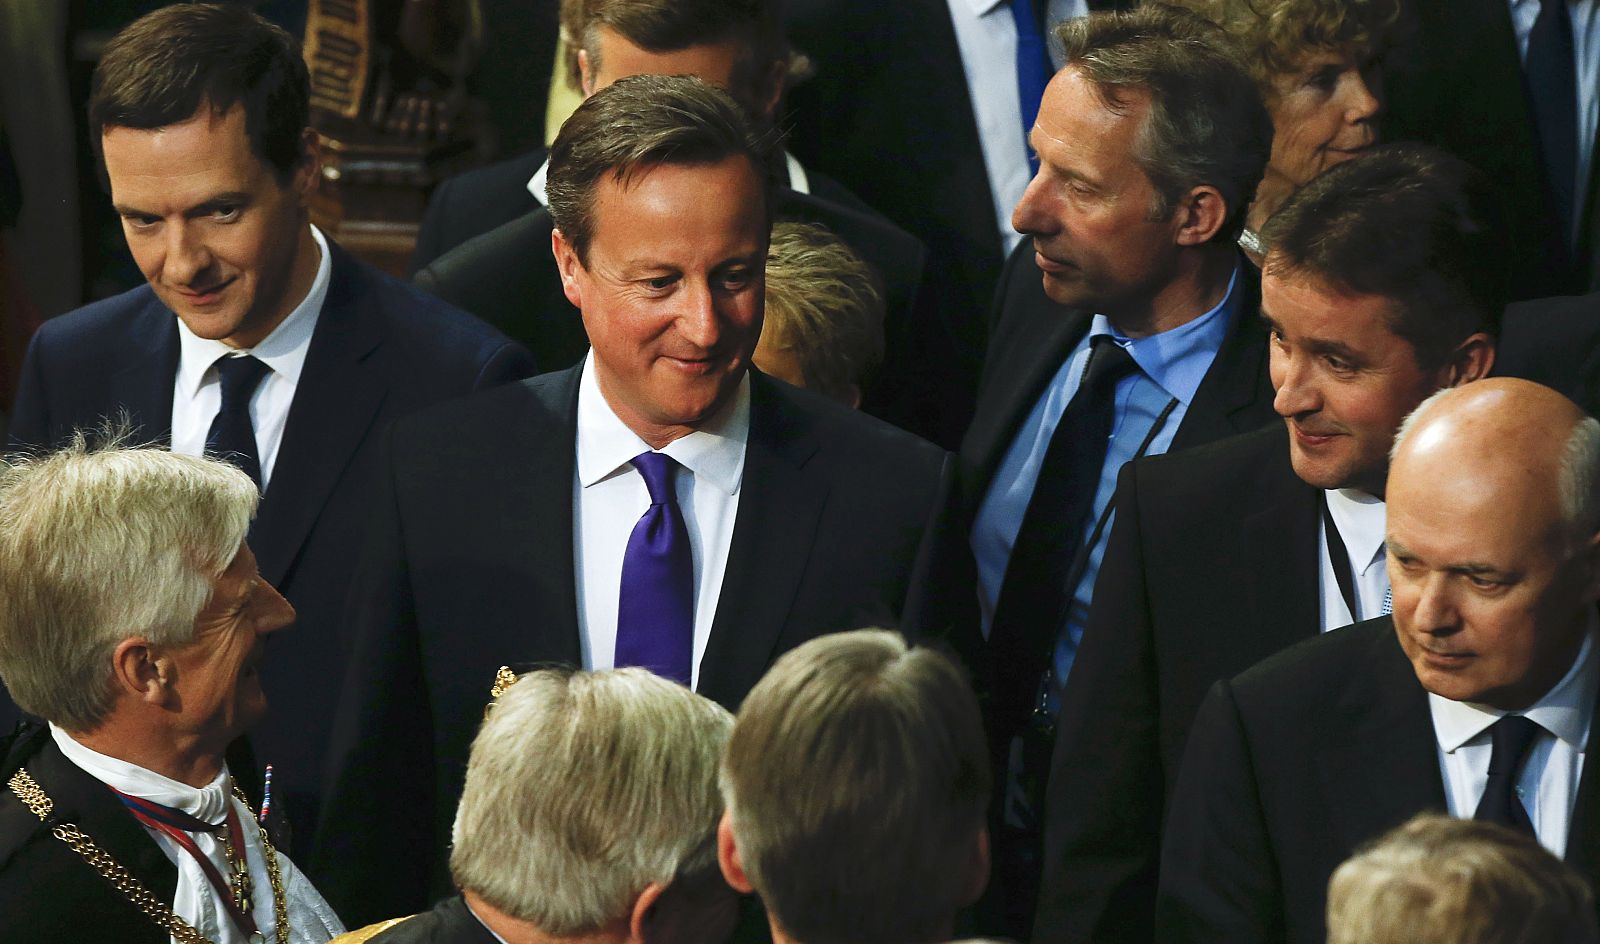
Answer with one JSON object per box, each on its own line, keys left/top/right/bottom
{"left": 574, "top": 351, "right": 749, "bottom": 496}
{"left": 174, "top": 224, "right": 331, "bottom": 397}
{"left": 527, "top": 159, "right": 550, "bottom": 206}
{"left": 1429, "top": 618, "right": 1599, "bottom": 754}
{"left": 1325, "top": 487, "right": 1387, "bottom": 577}
{"left": 49, "top": 723, "right": 234, "bottom": 823}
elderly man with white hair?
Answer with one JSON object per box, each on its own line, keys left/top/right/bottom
{"left": 334, "top": 666, "right": 738, "bottom": 944}
{"left": 0, "top": 437, "right": 343, "bottom": 943}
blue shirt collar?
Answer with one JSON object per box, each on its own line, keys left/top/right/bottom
{"left": 1088, "top": 262, "right": 1241, "bottom": 406}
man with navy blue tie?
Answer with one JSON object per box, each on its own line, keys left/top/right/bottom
{"left": 908, "top": 6, "right": 1274, "bottom": 933}
{"left": 314, "top": 74, "right": 949, "bottom": 927}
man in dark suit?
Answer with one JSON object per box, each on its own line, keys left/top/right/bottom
{"left": 783, "top": 0, "right": 1132, "bottom": 444}
{"left": 314, "top": 75, "right": 948, "bottom": 926}
{"left": 412, "top": 0, "right": 929, "bottom": 436}
{"left": 1385, "top": 0, "right": 1600, "bottom": 301}
{"left": 335, "top": 668, "right": 738, "bottom": 944}
{"left": 1034, "top": 144, "right": 1506, "bottom": 943}
{"left": 909, "top": 8, "right": 1274, "bottom": 932}
{"left": 1498, "top": 290, "right": 1600, "bottom": 418}
{"left": 1158, "top": 377, "right": 1600, "bottom": 943}
{"left": 4, "top": 3, "right": 536, "bottom": 857}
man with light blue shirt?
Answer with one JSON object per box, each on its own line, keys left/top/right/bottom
{"left": 1156, "top": 377, "right": 1600, "bottom": 943}
{"left": 923, "top": 6, "right": 1275, "bottom": 934}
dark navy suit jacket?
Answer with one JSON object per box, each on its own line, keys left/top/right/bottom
{"left": 4, "top": 240, "right": 537, "bottom": 858}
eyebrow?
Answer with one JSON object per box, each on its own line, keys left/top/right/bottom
{"left": 1388, "top": 541, "right": 1509, "bottom": 577}
{"left": 112, "top": 191, "right": 253, "bottom": 219}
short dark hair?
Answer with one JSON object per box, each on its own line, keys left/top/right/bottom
{"left": 573, "top": 0, "right": 785, "bottom": 113}
{"left": 1057, "top": 5, "right": 1273, "bottom": 242}
{"left": 547, "top": 74, "right": 774, "bottom": 264}
{"left": 1261, "top": 143, "right": 1510, "bottom": 368}
{"left": 89, "top": 2, "right": 310, "bottom": 184}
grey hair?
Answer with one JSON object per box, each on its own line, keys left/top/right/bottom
{"left": 1327, "top": 814, "right": 1599, "bottom": 944}
{"left": 0, "top": 429, "right": 258, "bottom": 732}
{"left": 449, "top": 667, "right": 734, "bottom": 934}
{"left": 1393, "top": 390, "right": 1600, "bottom": 548}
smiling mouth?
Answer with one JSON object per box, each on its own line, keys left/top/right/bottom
{"left": 178, "top": 279, "right": 234, "bottom": 304}
{"left": 1291, "top": 423, "right": 1343, "bottom": 446}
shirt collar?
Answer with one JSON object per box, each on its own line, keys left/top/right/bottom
{"left": 50, "top": 723, "right": 234, "bottom": 822}
{"left": 575, "top": 352, "right": 749, "bottom": 495}
{"left": 174, "top": 224, "right": 331, "bottom": 396}
{"left": 1087, "top": 261, "right": 1241, "bottom": 406}
{"left": 1429, "top": 617, "right": 1599, "bottom": 754}
{"left": 527, "top": 159, "right": 550, "bottom": 206}
{"left": 1325, "top": 487, "right": 1387, "bottom": 576}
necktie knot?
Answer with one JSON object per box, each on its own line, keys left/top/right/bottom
{"left": 213, "top": 354, "right": 270, "bottom": 412}
{"left": 1487, "top": 715, "right": 1545, "bottom": 776}
{"left": 631, "top": 452, "right": 678, "bottom": 505}
{"left": 1083, "top": 336, "right": 1138, "bottom": 396}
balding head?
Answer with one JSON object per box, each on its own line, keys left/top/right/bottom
{"left": 1385, "top": 379, "right": 1600, "bottom": 709}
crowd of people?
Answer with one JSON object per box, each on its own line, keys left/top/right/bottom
{"left": 3, "top": 0, "right": 1600, "bottom": 942}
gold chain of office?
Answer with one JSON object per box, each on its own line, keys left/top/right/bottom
{"left": 6, "top": 768, "right": 289, "bottom": 944}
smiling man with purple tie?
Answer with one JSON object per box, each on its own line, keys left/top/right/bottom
{"left": 313, "top": 74, "right": 950, "bottom": 928}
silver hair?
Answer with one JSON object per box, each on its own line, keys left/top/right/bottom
{"left": 0, "top": 430, "right": 258, "bottom": 731}
{"left": 1392, "top": 390, "right": 1600, "bottom": 548}
{"left": 449, "top": 667, "right": 734, "bottom": 934}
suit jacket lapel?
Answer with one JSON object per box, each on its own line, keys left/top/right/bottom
{"left": 696, "top": 374, "right": 826, "bottom": 709}
{"left": 1170, "top": 264, "right": 1271, "bottom": 451}
{"left": 109, "top": 297, "right": 180, "bottom": 445}
{"left": 251, "top": 245, "right": 387, "bottom": 587}
{"left": 1314, "top": 622, "right": 1447, "bottom": 849}
{"left": 1241, "top": 431, "right": 1322, "bottom": 654}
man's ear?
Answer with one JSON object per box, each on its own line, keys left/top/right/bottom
{"left": 293, "top": 127, "right": 322, "bottom": 205}
{"left": 755, "top": 58, "right": 787, "bottom": 123}
{"left": 1441, "top": 332, "right": 1496, "bottom": 388}
{"left": 578, "top": 48, "right": 597, "bottom": 98}
{"left": 112, "top": 638, "right": 171, "bottom": 706}
{"left": 629, "top": 880, "right": 668, "bottom": 943}
{"left": 960, "top": 826, "right": 991, "bottom": 907}
{"left": 552, "top": 228, "right": 585, "bottom": 310}
{"left": 717, "top": 811, "right": 755, "bottom": 894}
{"left": 1172, "top": 185, "right": 1228, "bottom": 247}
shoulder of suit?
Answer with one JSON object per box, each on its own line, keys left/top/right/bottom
{"left": 423, "top": 209, "right": 553, "bottom": 286}
{"left": 1130, "top": 424, "right": 1289, "bottom": 498}
{"left": 332, "top": 248, "right": 526, "bottom": 355}
{"left": 389, "top": 363, "right": 575, "bottom": 441}
{"left": 757, "top": 373, "right": 946, "bottom": 468}
{"left": 32, "top": 283, "right": 164, "bottom": 347}
{"left": 1227, "top": 617, "right": 1396, "bottom": 711}
{"left": 433, "top": 150, "right": 548, "bottom": 205}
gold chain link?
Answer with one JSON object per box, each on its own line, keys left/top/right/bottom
{"left": 8, "top": 768, "right": 291, "bottom": 944}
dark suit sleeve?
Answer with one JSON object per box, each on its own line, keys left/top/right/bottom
{"left": 312, "top": 424, "right": 439, "bottom": 926}
{"left": 899, "top": 454, "right": 986, "bottom": 681}
{"left": 1155, "top": 679, "right": 1285, "bottom": 944}
{"left": 1034, "top": 460, "right": 1162, "bottom": 943}
{"left": 6, "top": 331, "right": 49, "bottom": 451}
{"left": 471, "top": 340, "right": 539, "bottom": 389}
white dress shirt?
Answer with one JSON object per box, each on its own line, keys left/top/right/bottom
{"left": 1507, "top": 0, "right": 1600, "bottom": 246}
{"left": 169, "top": 225, "right": 332, "bottom": 492}
{"left": 1430, "top": 623, "right": 1597, "bottom": 856}
{"left": 945, "top": 0, "right": 1088, "bottom": 257}
{"left": 1316, "top": 488, "right": 1390, "bottom": 632}
{"left": 572, "top": 354, "right": 748, "bottom": 688}
{"left": 50, "top": 726, "right": 343, "bottom": 944}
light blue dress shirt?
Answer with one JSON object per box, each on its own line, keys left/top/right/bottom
{"left": 971, "top": 265, "right": 1242, "bottom": 714}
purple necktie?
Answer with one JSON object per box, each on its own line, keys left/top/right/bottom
{"left": 615, "top": 452, "right": 694, "bottom": 685}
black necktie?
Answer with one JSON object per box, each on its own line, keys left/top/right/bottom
{"left": 1473, "top": 714, "right": 1544, "bottom": 838}
{"left": 989, "top": 336, "right": 1138, "bottom": 737}
{"left": 1525, "top": 0, "right": 1578, "bottom": 247}
{"left": 205, "top": 354, "right": 271, "bottom": 490}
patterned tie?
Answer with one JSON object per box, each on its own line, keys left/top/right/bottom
{"left": 989, "top": 336, "right": 1139, "bottom": 738}
{"left": 1011, "top": 0, "right": 1055, "bottom": 176}
{"left": 1525, "top": 0, "right": 1578, "bottom": 247}
{"left": 615, "top": 452, "right": 694, "bottom": 685}
{"left": 205, "top": 354, "right": 271, "bottom": 490}
{"left": 1473, "top": 715, "right": 1544, "bottom": 838}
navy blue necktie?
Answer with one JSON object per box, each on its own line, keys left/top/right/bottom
{"left": 615, "top": 452, "right": 694, "bottom": 685}
{"left": 1012, "top": 0, "right": 1055, "bottom": 176}
{"left": 1525, "top": 0, "right": 1579, "bottom": 247}
{"left": 1473, "top": 714, "right": 1544, "bottom": 838}
{"left": 205, "top": 354, "right": 271, "bottom": 490}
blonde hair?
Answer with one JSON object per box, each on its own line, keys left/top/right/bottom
{"left": 761, "top": 221, "right": 885, "bottom": 404}
{"left": 1327, "top": 814, "right": 1599, "bottom": 944}
{"left": 1159, "top": 0, "right": 1402, "bottom": 97}
{"left": 449, "top": 667, "right": 734, "bottom": 934}
{"left": 0, "top": 430, "right": 257, "bottom": 731}
{"left": 720, "top": 629, "right": 990, "bottom": 944}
